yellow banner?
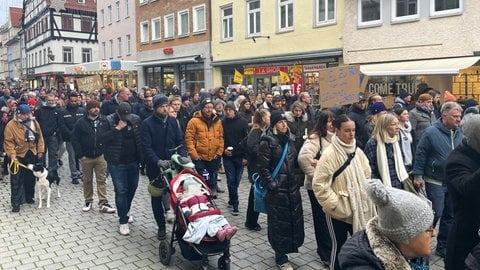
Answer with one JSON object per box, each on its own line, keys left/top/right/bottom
{"left": 279, "top": 70, "right": 290, "bottom": 83}
{"left": 233, "top": 69, "right": 243, "bottom": 84}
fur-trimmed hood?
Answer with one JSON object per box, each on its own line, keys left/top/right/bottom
{"left": 284, "top": 111, "right": 308, "bottom": 123}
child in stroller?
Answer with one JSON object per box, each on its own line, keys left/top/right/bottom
{"left": 179, "top": 177, "right": 238, "bottom": 244}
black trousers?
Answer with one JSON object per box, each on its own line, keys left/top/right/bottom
{"left": 10, "top": 150, "right": 37, "bottom": 207}
{"left": 307, "top": 189, "right": 332, "bottom": 262}
{"left": 326, "top": 214, "right": 353, "bottom": 270}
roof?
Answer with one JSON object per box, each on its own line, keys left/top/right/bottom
{"left": 9, "top": 7, "right": 22, "bottom": 28}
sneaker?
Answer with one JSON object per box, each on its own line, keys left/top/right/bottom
{"left": 165, "top": 210, "right": 175, "bottom": 223}
{"left": 231, "top": 208, "right": 239, "bottom": 216}
{"left": 12, "top": 205, "right": 20, "bottom": 213}
{"left": 278, "top": 262, "right": 293, "bottom": 270}
{"left": 71, "top": 178, "right": 79, "bottom": 185}
{"left": 99, "top": 203, "right": 116, "bottom": 214}
{"left": 245, "top": 223, "right": 262, "bottom": 231}
{"left": 225, "top": 226, "right": 238, "bottom": 240}
{"left": 157, "top": 226, "right": 166, "bottom": 240}
{"left": 128, "top": 215, "right": 134, "bottom": 224}
{"left": 226, "top": 202, "right": 233, "bottom": 209}
{"left": 119, "top": 224, "right": 130, "bottom": 235}
{"left": 82, "top": 202, "right": 92, "bottom": 212}
{"left": 435, "top": 246, "right": 446, "bottom": 258}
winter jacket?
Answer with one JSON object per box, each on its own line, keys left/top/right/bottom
{"left": 103, "top": 113, "right": 144, "bottom": 165}
{"left": 59, "top": 104, "right": 86, "bottom": 141}
{"left": 409, "top": 105, "right": 436, "bottom": 146}
{"left": 4, "top": 118, "right": 45, "bottom": 159}
{"left": 71, "top": 114, "right": 108, "bottom": 159}
{"left": 141, "top": 113, "right": 186, "bottom": 180}
{"left": 246, "top": 127, "right": 263, "bottom": 180}
{"left": 413, "top": 119, "right": 463, "bottom": 182}
{"left": 185, "top": 111, "right": 224, "bottom": 161}
{"left": 222, "top": 113, "right": 249, "bottom": 158}
{"left": 100, "top": 96, "right": 120, "bottom": 116}
{"left": 298, "top": 132, "right": 332, "bottom": 190}
{"left": 348, "top": 105, "right": 369, "bottom": 149}
{"left": 392, "top": 97, "right": 410, "bottom": 110}
{"left": 445, "top": 141, "right": 480, "bottom": 270}
{"left": 285, "top": 111, "right": 309, "bottom": 153}
{"left": 257, "top": 127, "right": 304, "bottom": 254}
{"left": 34, "top": 105, "right": 64, "bottom": 137}
{"left": 339, "top": 217, "right": 426, "bottom": 270}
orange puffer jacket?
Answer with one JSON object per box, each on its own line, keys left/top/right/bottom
{"left": 185, "top": 111, "right": 224, "bottom": 161}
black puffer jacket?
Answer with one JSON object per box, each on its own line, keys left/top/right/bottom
{"left": 71, "top": 115, "right": 107, "bottom": 159}
{"left": 257, "top": 127, "right": 304, "bottom": 254}
{"left": 103, "top": 113, "right": 144, "bottom": 164}
{"left": 60, "top": 104, "right": 86, "bottom": 141}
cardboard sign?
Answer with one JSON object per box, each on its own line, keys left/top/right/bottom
{"left": 75, "top": 75, "right": 102, "bottom": 92}
{"left": 319, "top": 65, "right": 366, "bottom": 108}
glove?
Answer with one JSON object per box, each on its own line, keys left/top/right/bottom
{"left": 157, "top": 159, "right": 171, "bottom": 170}
{"left": 267, "top": 180, "right": 278, "bottom": 192}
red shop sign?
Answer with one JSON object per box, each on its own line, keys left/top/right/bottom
{"left": 163, "top": 47, "right": 174, "bottom": 54}
{"left": 254, "top": 66, "right": 289, "bottom": 75}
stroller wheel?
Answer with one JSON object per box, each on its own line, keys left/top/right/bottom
{"left": 159, "top": 240, "right": 172, "bottom": 265}
{"left": 218, "top": 256, "right": 230, "bottom": 270}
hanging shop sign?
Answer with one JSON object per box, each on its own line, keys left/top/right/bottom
{"left": 303, "top": 63, "right": 327, "bottom": 72}
{"left": 254, "top": 66, "right": 289, "bottom": 75}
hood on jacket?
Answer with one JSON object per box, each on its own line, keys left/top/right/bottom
{"left": 284, "top": 111, "right": 308, "bottom": 122}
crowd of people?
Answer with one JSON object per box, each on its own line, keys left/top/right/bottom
{"left": 1, "top": 83, "right": 480, "bottom": 270}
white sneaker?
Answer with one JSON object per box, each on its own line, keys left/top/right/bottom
{"left": 128, "top": 215, "right": 134, "bottom": 223}
{"left": 119, "top": 224, "right": 130, "bottom": 235}
{"left": 99, "top": 203, "right": 116, "bottom": 214}
{"left": 166, "top": 210, "right": 175, "bottom": 223}
{"left": 278, "top": 262, "right": 293, "bottom": 270}
{"left": 82, "top": 202, "right": 92, "bottom": 212}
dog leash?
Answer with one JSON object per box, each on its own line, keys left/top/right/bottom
{"left": 8, "top": 159, "right": 29, "bottom": 175}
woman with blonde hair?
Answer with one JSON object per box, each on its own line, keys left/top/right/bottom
{"left": 244, "top": 109, "right": 270, "bottom": 231}
{"left": 364, "top": 113, "right": 409, "bottom": 189}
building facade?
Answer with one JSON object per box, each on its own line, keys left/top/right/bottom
{"left": 0, "top": 7, "right": 23, "bottom": 87}
{"left": 211, "top": 0, "right": 344, "bottom": 104}
{"left": 344, "top": 0, "right": 480, "bottom": 102}
{"left": 23, "top": 0, "right": 98, "bottom": 90}
{"left": 135, "top": 0, "right": 212, "bottom": 94}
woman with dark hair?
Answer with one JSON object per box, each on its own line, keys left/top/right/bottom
{"left": 258, "top": 110, "right": 304, "bottom": 270}
{"left": 312, "top": 114, "right": 376, "bottom": 270}
{"left": 364, "top": 113, "right": 409, "bottom": 189}
{"left": 238, "top": 98, "right": 254, "bottom": 128}
{"left": 244, "top": 109, "right": 270, "bottom": 231}
{"left": 298, "top": 110, "right": 335, "bottom": 266}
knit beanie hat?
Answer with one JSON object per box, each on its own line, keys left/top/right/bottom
{"left": 399, "top": 89, "right": 411, "bottom": 99}
{"left": 200, "top": 97, "right": 214, "bottom": 109}
{"left": 153, "top": 96, "right": 168, "bottom": 109}
{"left": 366, "top": 179, "right": 434, "bottom": 243}
{"left": 224, "top": 101, "right": 236, "bottom": 111}
{"left": 369, "top": 102, "right": 387, "bottom": 115}
{"left": 444, "top": 91, "right": 457, "bottom": 102}
{"left": 464, "top": 98, "right": 479, "bottom": 109}
{"left": 86, "top": 100, "right": 100, "bottom": 111}
{"left": 270, "top": 110, "right": 287, "bottom": 128}
{"left": 213, "top": 99, "right": 226, "bottom": 108}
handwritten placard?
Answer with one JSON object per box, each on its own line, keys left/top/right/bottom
{"left": 75, "top": 75, "right": 102, "bottom": 92}
{"left": 319, "top": 65, "right": 364, "bottom": 108}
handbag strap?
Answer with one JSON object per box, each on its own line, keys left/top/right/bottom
{"left": 332, "top": 146, "right": 356, "bottom": 183}
{"left": 272, "top": 142, "right": 288, "bottom": 179}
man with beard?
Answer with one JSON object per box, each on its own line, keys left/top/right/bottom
{"left": 409, "top": 93, "right": 436, "bottom": 146}
{"left": 59, "top": 92, "right": 86, "bottom": 184}
{"left": 72, "top": 100, "right": 116, "bottom": 214}
{"left": 141, "top": 96, "right": 185, "bottom": 239}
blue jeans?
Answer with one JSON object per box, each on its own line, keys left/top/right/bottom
{"left": 194, "top": 158, "right": 221, "bottom": 191}
{"left": 223, "top": 156, "right": 243, "bottom": 208}
{"left": 425, "top": 181, "right": 453, "bottom": 248}
{"left": 109, "top": 163, "right": 139, "bottom": 224}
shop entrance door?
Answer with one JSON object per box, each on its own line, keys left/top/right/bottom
{"left": 255, "top": 76, "right": 270, "bottom": 92}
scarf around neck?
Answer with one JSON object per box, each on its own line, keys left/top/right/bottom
{"left": 376, "top": 135, "right": 409, "bottom": 187}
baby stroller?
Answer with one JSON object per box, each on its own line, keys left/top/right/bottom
{"left": 159, "top": 168, "right": 232, "bottom": 270}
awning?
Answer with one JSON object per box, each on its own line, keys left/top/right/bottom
{"left": 360, "top": 56, "right": 480, "bottom": 76}
{"left": 135, "top": 55, "right": 200, "bottom": 67}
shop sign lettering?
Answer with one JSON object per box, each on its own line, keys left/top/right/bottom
{"left": 367, "top": 82, "right": 419, "bottom": 95}
{"left": 254, "top": 66, "right": 289, "bottom": 75}
{"left": 303, "top": 64, "right": 327, "bottom": 72}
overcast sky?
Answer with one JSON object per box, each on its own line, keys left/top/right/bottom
{"left": 0, "top": 0, "right": 23, "bottom": 26}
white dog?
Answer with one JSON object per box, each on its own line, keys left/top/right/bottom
{"left": 27, "top": 164, "right": 60, "bottom": 208}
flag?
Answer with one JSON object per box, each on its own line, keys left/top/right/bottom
{"left": 279, "top": 70, "right": 290, "bottom": 83}
{"left": 233, "top": 69, "right": 243, "bottom": 84}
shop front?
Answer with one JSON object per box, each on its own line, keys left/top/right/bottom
{"left": 359, "top": 56, "right": 480, "bottom": 106}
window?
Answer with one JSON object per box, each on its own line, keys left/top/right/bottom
{"left": 316, "top": 0, "right": 336, "bottom": 26}
{"left": 140, "top": 21, "right": 149, "bottom": 43}
{"left": 221, "top": 5, "right": 233, "bottom": 41}
{"left": 78, "top": 0, "right": 85, "bottom": 3}
{"left": 247, "top": 0, "right": 261, "bottom": 36}
{"left": 125, "top": 0, "right": 130, "bottom": 18}
{"left": 61, "top": 14, "right": 73, "bottom": 30}
{"left": 39, "top": 50, "right": 42, "bottom": 65}
{"left": 358, "top": 0, "right": 381, "bottom": 27}
{"left": 100, "top": 9, "right": 105, "bottom": 27}
{"left": 117, "top": 38, "right": 122, "bottom": 57}
{"left": 102, "top": 42, "right": 106, "bottom": 59}
{"left": 109, "top": 40, "right": 114, "bottom": 58}
{"left": 152, "top": 17, "right": 161, "bottom": 41}
{"left": 108, "top": 5, "right": 112, "bottom": 24}
{"left": 193, "top": 4, "right": 206, "bottom": 32}
{"left": 430, "top": 0, "right": 463, "bottom": 16}
{"left": 164, "top": 14, "right": 174, "bottom": 39}
{"left": 126, "top": 34, "right": 131, "bottom": 55}
{"left": 82, "top": 48, "right": 91, "bottom": 63}
{"left": 278, "top": 0, "right": 293, "bottom": 32}
{"left": 178, "top": 9, "right": 189, "bottom": 36}
{"left": 63, "top": 47, "right": 73, "bottom": 63}
{"left": 115, "top": 1, "right": 120, "bottom": 21}
{"left": 43, "top": 48, "right": 46, "bottom": 64}
{"left": 81, "top": 17, "right": 92, "bottom": 32}
{"left": 392, "top": 0, "right": 419, "bottom": 21}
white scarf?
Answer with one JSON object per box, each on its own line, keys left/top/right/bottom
{"left": 376, "top": 136, "right": 409, "bottom": 187}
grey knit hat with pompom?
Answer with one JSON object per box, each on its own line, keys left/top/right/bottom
{"left": 366, "top": 179, "right": 434, "bottom": 243}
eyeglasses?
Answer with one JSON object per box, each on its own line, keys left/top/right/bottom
{"left": 425, "top": 226, "right": 435, "bottom": 236}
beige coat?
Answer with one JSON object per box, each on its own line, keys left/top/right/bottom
{"left": 298, "top": 132, "right": 332, "bottom": 190}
